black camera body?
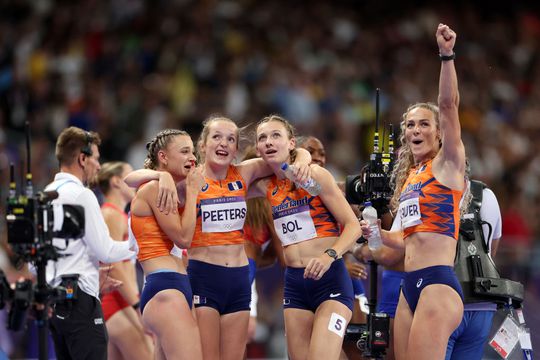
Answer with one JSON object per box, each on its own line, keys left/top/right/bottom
{"left": 360, "top": 312, "right": 391, "bottom": 358}
{"left": 3, "top": 187, "right": 85, "bottom": 332}
{"left": 344, "top": 116, "right": 395, "bottom": 358}
{"left": 345, "top": 151, "right": 394, "bottom": 214}
{"left": 6, "top": 190, "right": 85, "bottom": 263}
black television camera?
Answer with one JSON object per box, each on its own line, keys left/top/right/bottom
{"left": 1, "top": 123, "right": 85, "bottom": 360}
{"left": 7, "top": 186, "right": 85, "bottom": 265}
{"left": 344, "top": 89, "right": 394, "bottom": 359}
{"left": 344, "top": 130, "right": 394, "bottom": 215}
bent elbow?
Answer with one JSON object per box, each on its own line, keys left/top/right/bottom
{"left": 175, "top": 235, "right": 192, "bottom": 249}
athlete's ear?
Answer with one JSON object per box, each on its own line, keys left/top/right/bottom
{"left": 111, "top": 175, "right": 121, "bottom": 189}
{"left": 289, "top": 137, "right": 296, "bottom": 152}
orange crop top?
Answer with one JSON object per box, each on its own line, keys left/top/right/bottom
{"left": 266, "top": 177, "right": 340, "bottom": 246}
{"left": 130, "top": 212, "right": 178, "bottom": 262}
{"left": 190, "top": 165, "right": 248, "bottom": 248}
{"left": 399, "top": 159, "right": 463, "bottom": 240}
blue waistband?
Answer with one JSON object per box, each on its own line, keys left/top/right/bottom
{"left": 147, "top": 269, "right": 177, "bottom": 276}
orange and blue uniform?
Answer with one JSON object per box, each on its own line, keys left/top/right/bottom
{"left": 266, "top": 176, "right": 353, "bottom": 312}
{"left": 130, "top": 183, "right": 192, "bottom": 313}
{"left": 399, "top": 159, "right": 463, "bottom": 239}
{"left": 398, "top": 159, "right": 464, "bottom": 313}
{"left": 100, "top": 203, "right": 130, "bottom": 321}
{"left": 266, "top": 177, "right": 339, "bottom": 246}
{"left": 191, "top": 165, "right": 247, "bottom": 248}
{"left": 188, "top": 165, "right": 251, "bottom": 314}
{"left": 131, "top": 210, "right": 176, "bottom": 262}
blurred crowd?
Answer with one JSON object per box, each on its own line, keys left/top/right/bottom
{"left": 1, "top": 0, "right": 540, "bottom": 357}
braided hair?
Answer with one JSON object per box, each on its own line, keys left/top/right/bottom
{"left": 144, "top": 129, "right": 190, "bottom": 170}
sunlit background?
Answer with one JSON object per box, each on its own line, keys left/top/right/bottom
{"left": 1, "top": 0, "right": 539, "bottom": 358}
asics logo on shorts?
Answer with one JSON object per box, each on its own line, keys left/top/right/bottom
{"left": 416, "top": 278, "right": 423, "bottom": 288}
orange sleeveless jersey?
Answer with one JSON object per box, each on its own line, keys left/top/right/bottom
{"left": 266, "top": 177, "right": 339, "bottom": 245}
{"left": 190, "top": 165, "right": 248, "bottom": 248}
{"left": 130, "top": 183, "right": 183, "bottom": 261}
{"left": 130, "top": 213, "right": 179, "bottom": 261}
{"left": 400, "top": 159, "right": 463, "bottom": 240}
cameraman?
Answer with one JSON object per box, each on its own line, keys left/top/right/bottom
{"left": 44, "top": 127, "right": 136, "bottom": 360}
{"left": 445, "top": 175, "right": 502, "bottom": 360}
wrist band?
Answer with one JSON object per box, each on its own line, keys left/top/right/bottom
{"left": 440, "top": 52, "right": 455, "bottom": 61}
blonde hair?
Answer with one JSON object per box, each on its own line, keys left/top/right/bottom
{"left": 390, "top": 102, "right": 470, "bottom": 217}
{"left": 94, "top": 161, "right": 127, "bottom": 194}
{"left": 390, "top": 102, "right": 439, "bottom": 212}
{"left": 144, "top": 129, "right": 190, "bottom": 170}
{"left": 197, "top": 115, "right": 248, "bottom": 163}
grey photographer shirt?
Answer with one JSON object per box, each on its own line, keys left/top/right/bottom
{"left": 44, "top": 172, "right": 136, "bottom": 299}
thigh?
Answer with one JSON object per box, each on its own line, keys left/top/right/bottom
{"left": 107, "top": 309, "right": 153, "bottom": 360}
{"left": 393, "top": 292, "right": 413, "bottom": 360}
{"left": 310, "top": 301, "right": 352, "bottom": 360}
{"left": 220, "top": 310, "right": 250, "bottom": 360}
{"left": 284, "top": 308, "right": 314, "bottom": 360}
{"left": 195, "top": 306, "right": 221, "bottom": 360}
{"left": 445, "top": 318, "right": 463, "bottom": 360}
{"left": 144, "top": 290, "right": 202, "bottom": 360}
{"left": 409, "top": 284, "right": 463, "bottom": 360}
{"left": 107, "top": 342, "right": 122, "bottom": 360}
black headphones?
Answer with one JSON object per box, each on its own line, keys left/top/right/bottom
{"left": 81, "top": 131, "right": 93, "bottom": 156}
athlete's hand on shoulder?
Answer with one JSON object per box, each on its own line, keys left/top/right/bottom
{"left": 291, "top": 163, "right": 312, "bottom": 185}
{"left": 186, "top": 167, "right": 205, "bottom": 194}
{"left": 157, "top": 171, "right": 178, "bottom": 215}
{"left": 304, "top": 253, "right": 333, "bottom": 280}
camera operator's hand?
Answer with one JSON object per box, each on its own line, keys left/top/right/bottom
{"left": 344, "top": 256, "right": 368, "bottom": 280}
{"left": 99, "top": 265, "right": 123, "bottom": 294}
{"left": 157, "top": 171, "right": 178, "bottom": 215}
{"left": 304, "top": 254, "right": 333, "bottom": 280}
{"left": 353, "top": 242, "right": 373, "bottom": 262}
{"left": 32, "top": 303, "right": 53, "bottom": 319}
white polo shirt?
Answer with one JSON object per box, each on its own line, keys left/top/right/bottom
{"left": 44, "top": 172, "right": 136, "bottom": 299}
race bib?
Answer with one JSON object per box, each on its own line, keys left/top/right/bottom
{"left": 273, "top": 205, "right": 317, "bottom": 246}
{"left": 399, "top": 191, "right": 422, "bottom": 229}
{"left": 201, "top": 196, "right": 247, "bottom": 233}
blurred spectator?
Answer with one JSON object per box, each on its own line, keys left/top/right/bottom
{"left": 2, "top": 0, "right": 540, "bottom": 356}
